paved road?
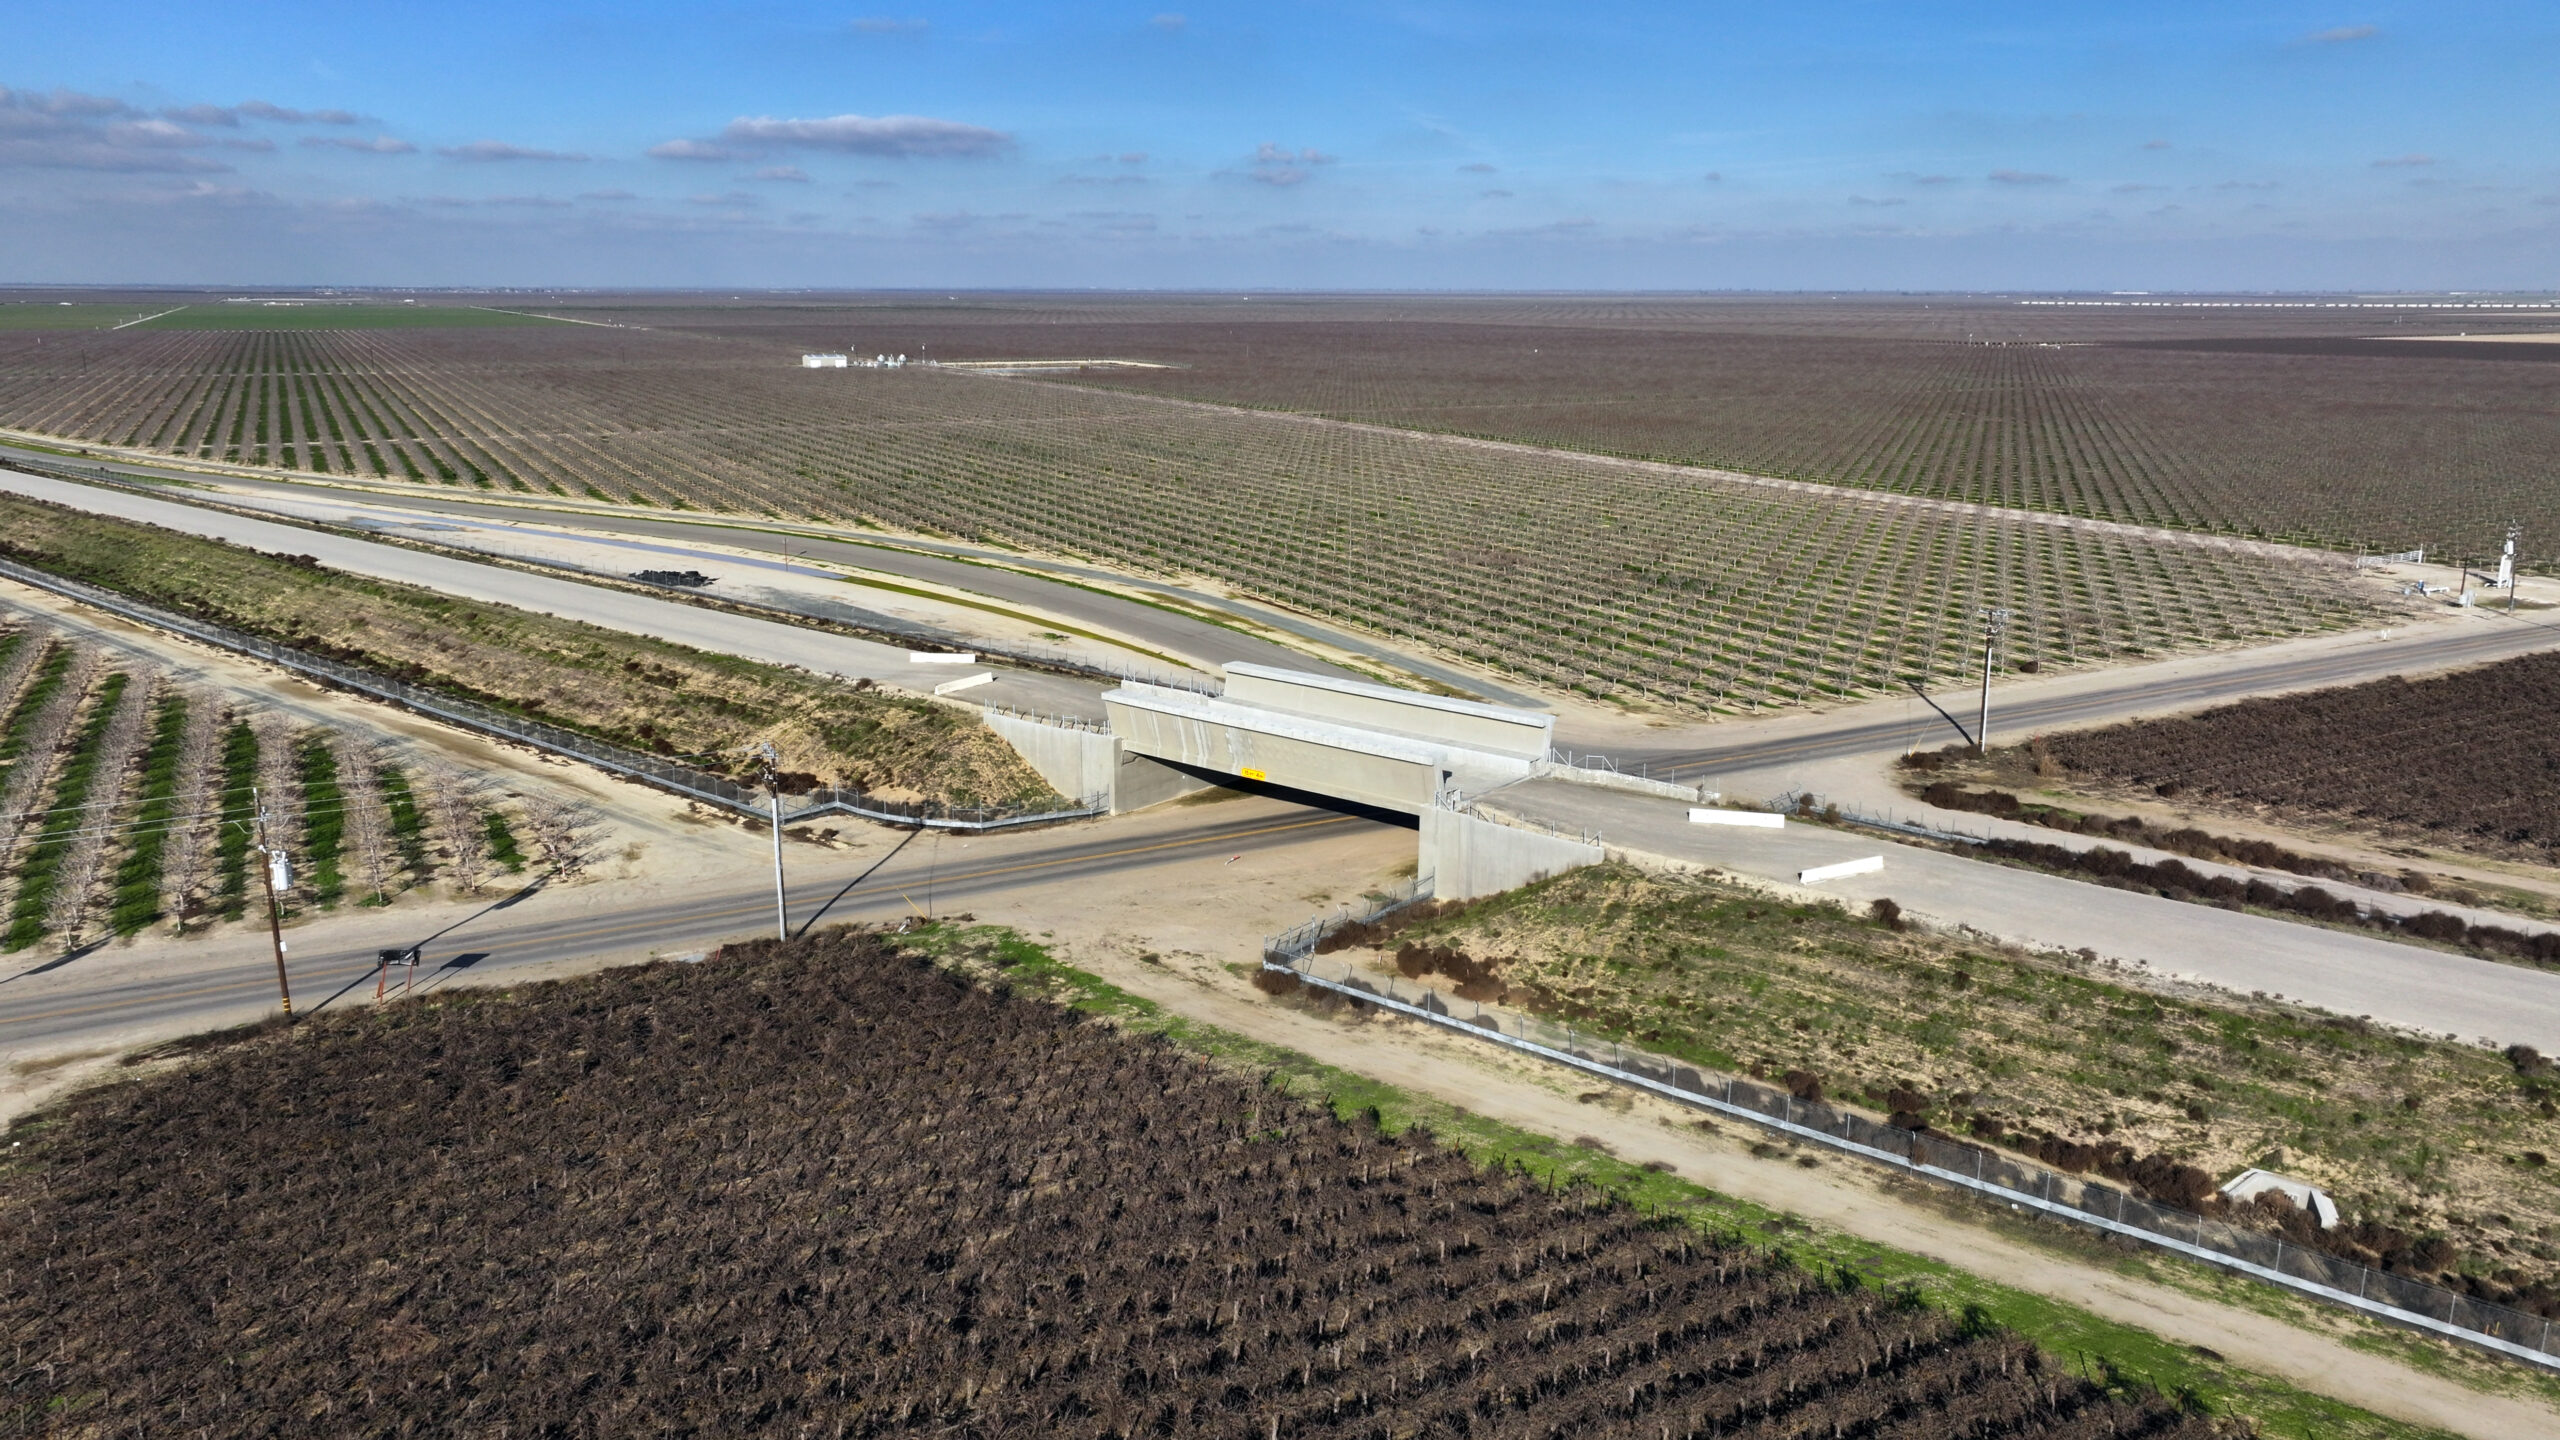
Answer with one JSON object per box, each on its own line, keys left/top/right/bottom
{"left": 1486, "top": 778, "right": 2560, "bottom": 1051}
{"left": 1624, "top": 619, "right": 2560, "bottom": 779}
{"left": 0, "top": 445, "right": 1528, "bottom": 699}
{"left": 1, "top": 803, "right": 1387, "bottom": 1057}
{"left": 0, "top": 466, "right": 1117, "bottom": 717}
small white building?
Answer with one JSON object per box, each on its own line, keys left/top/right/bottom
{"left": 2219, "top": 1168, "right": 2341, "bottom": 1228}
{"left": 800, "top": 353, "right": 848, "bottom": 368}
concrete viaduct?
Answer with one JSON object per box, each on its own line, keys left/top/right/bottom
{"left": 985, "top": 663, "right": 1663, "bottom": 899}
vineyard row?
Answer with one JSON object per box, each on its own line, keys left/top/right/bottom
{"left": 0, "top": 928, "right": 2216, "bottom": 1437}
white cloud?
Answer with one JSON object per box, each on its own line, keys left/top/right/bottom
{"left": 0, "top": 87, "right": 237, "bottom": 171}
{"left": 751, "top": 165, "right": 811, "bottom": 182}
{"left": 1152, "top": 13, "right": 1187, "bottom": 32}
{"left": 647, "top": 138, "right": 733, "bottom": 162}
{"left": 438, "top": 140, "right": 590, "bottom": 162}
{"left": 171, "top": 100, "right": 366, "bottom": 126}
{"left": 2304, "top": 24, "right": 2378, "bottom": 44}
{"left": 2371, "top": 153, "right": 2434, "bottom": 167}
{"left": 1458, "top": 162, "right": 1496, "bottom": 174}
{"left": 302, "top": 135, "right": 416, "bottom": 155}
{"left": 1248, "top": 143, "right": 1334, "bottom": 186}
{"left": 1987, "top": 169, "right": 2064, "bottom": 185}
{"left": 713, "top": 113, "right": 1012, "bottom": 158}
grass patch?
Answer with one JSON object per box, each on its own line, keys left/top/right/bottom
{"left": 211, "top": 721, "right": 257, "bottom": 922}
{"left": 378, "top": 765, "right": 429, "bottom": 882}
{"left": 0, "top": 643, "right": 71, "bottom": 764}
{"left": 5, "top": 673, "right": 128, "bottom": 950}
{"left": 133, "top": 305, "right": 568, "bottom": 331}
{"left": 0, "top": 304, "right": 176, "bottom": 331}
{"left": 107, "top": 693, "right": 188, "bottom": 934}
{"left": 482, "top": 809, "right": 526, "bottom": 874}
{"left": 1376, "top": 866, "right": 2560, "bottom": 1324}
{"left": 295, "top": 735, "right": 346, "bottom": 907}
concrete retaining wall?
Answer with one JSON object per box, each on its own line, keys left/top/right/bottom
{"left": 1113, "top": 752, "right": 1219, "bottom": 813}
{"left": 983, "top": 712, "right": 1118, "bottom": 803}
{"left": 1423, "top": 808, "right": 1604, "bottom": 901}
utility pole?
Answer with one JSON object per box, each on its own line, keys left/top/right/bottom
{"left": 249, "top": 789, "right": 293, "bottom": 1018}
{"left": 2502, "top": 522, "right": 2522, "bottom": 615}
{"left": 755, "top": 741, "right": 787, "bottom": 940}
{"left": 1974, "top": 608, "right": 2010, "bottom": 756}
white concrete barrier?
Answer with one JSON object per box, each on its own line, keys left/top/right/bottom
{"left": 932, "top": 671, "right": 995, "bottom": 696}
{"left": 1799, "top": 856, "right": 1884, "bottom": 884}
{"left": 1690, "top": 808, "right": 1784, "bottom": 828}
{"left": 909, "top": 651, "right": 978, "bottom": 664}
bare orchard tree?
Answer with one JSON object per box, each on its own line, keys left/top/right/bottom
{"left": 415, "top": 757, "right": 491, "bottom": 894}
{"left": 517, "top": 790, "right": 606, "bottom": 879}
{"left": 0, "top": 621, "right": 50, "bottom": 717}
{"left": 0, "top": 645, "right": 101, "bottom": 859}
{"left": 334, "top": 733, "right": 400, "bottom": 904}
{"left": 46, "top": 671, "right": 157, "bottom": 948}
{"left": 158, "top": 698, "right": 227, "bottom": 924}
{"left": 251, "top": 714, "right": 303, "bottom": 903}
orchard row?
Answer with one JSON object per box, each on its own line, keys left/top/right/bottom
{"left": 0, "top": 327, "right": 2378, "bottom": 713}
{"left": 0, "top": 620, "right": 592, "bottom": 955}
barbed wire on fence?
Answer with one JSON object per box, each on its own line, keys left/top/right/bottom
{"left": 1256, "top": 936, "right": 2560, "bottom": 1371}
{"left": 0, "top": 554, "right": 1105, "bottom": 833}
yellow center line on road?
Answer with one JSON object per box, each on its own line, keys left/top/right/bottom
{"left": 4, "top": 813, "right": 1358, "bottom": 1032}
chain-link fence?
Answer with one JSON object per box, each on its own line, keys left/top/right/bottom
{"left": 1265, "top": 943, "right": 2560, "bottom": 1371}
{"left": 1263, "top": 874, "right": 1437, "bottom": 961}
{"left": 0, "top": 554, "right": 1105, "bottom": 833}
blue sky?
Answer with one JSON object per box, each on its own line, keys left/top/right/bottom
{"left": 5, "top": 2, "right": 2555, "bottom": 289}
